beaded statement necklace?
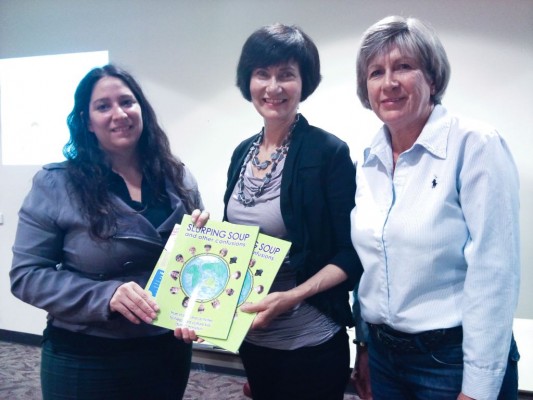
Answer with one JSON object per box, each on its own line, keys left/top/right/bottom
{"left": 237, "top": 114, "right": 299, "bottom": 207}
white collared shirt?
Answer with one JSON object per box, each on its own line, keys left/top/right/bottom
{"left": 351, "top": 105, "right": 520, "bottom": 399}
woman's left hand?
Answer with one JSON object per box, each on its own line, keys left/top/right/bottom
{"left": 241, "top": 264, "right": 348, "bottom": 330}
{"left": 240, "top": 291, "right": 299, "bottom": 329}
{"left": 191, "top": 209, "right": 210, "bottom": 227}
{"left": 174, "top": 327, "right": 204, "bottom": 344}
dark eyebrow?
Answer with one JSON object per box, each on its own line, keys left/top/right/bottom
{"left": 276, "top": 67, "right": 298, "bottom": 75}
{"left": 91, "top": 97, "right": 109, "bottom": 105}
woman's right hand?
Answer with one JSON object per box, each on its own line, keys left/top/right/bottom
{"left": 109, "top": 281, "right": 159, "bottom": 324}
{"left": 191, "top": 209, "right": 210, "bottom": 227}
{"left": 352, "top": 344, "right": 372, "bottom": 399}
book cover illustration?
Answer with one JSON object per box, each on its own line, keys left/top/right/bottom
{"left": 202, "top": 233, "right": 291, "bottom": 353}
{"left": 147, "top": 215, "right": 259, "bottom": 339}
{"left": 146, "top": 224, "right": 181, "bottom": 298}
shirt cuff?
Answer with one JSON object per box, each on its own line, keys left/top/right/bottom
{"left": 462, "top": 363, "right": 505, "bottom": 400}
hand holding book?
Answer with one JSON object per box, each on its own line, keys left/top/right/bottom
{"left": 145, "top": 215, "right": 290, "bottom": 351}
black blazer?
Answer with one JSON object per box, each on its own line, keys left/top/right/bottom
{"left": 224, "top": 115, "right": 362, "bottom": 327}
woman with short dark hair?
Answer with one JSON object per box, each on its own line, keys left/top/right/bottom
{"left": 227, "top": 23, "right": 362, "bottom": 399}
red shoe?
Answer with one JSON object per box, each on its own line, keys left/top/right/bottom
{"left": 243, "top": 381, "right": 252, "bottom": 398}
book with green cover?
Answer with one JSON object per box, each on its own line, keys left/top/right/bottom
{"left": 145, "top": 215, "right": 259, "bottom": 339}
{"left": 201, "top": 233, "right": 291, "bottom": 353}
{"left": 146, "top": 224, "right": 181, "bottom": 299}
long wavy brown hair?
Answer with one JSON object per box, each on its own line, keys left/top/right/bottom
{"left": 63, "top": 64, "right": 200, "bottom": 239}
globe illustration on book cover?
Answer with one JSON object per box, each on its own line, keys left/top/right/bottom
{"left": 237, "top": 269, "right": 253, "bottom": 306}
{"left": 180, "top": 254, "right": 230, "bottom": 302}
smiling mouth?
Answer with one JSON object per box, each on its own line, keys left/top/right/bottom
{"left": 112, "top": 125, "right": 132, "bottom": 132}
{"left": 381, "top": 97, "right": 404, "bottom": 104}
{"left": 264, "top": 98, "right": 286, "bottom": 105}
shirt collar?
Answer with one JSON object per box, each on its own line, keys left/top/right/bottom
{"left": 362, "top": 104, "right": 451, "bottom": 169}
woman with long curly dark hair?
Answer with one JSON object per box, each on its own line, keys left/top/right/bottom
{"left": 63, "top": 64, "right": 200, "bottom": 239}
{"left": 10, "top": 64, "right": 208, "bottom": 399}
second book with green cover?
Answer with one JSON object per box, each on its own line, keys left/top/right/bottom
{"left": 146, "top": 215, "right": 259, "bottom": 339}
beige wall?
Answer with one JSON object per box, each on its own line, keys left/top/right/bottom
{"left": 1, "top": 0, "right": 532, "bottom": 334}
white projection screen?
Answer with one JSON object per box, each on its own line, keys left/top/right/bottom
{"left": 0, "top": 51, "right": 109, "bottom": 165}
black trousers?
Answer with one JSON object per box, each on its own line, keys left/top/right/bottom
{"left": 41, "top": 332, "right": 192, "bottom": 400}
{"left": 239, "top": 329, "right": 350, "bottom": 400}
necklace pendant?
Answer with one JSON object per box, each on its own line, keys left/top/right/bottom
{"left": 238, "top": 191, "right": 254, "bottom": 206}
{"left": 263, "top": 173, "right": 272, "bottom": 185}
{"left": 259, "top": 160, "right": 271, "bottom": 169}
{"left": 252, "top": 156, "right": 271, "bottom": 170}
{"left": 272, "top": 152, "right": 285, "bottom": 162}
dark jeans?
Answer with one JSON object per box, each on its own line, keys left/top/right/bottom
{"left": 41, "top": 333, "right": 192, "bottom": 400}
{"left": 368, "top": 327, "right": 520, "bottom": 400}
{"left": 239, "top": 329, "right": 350, "bottom": 400}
